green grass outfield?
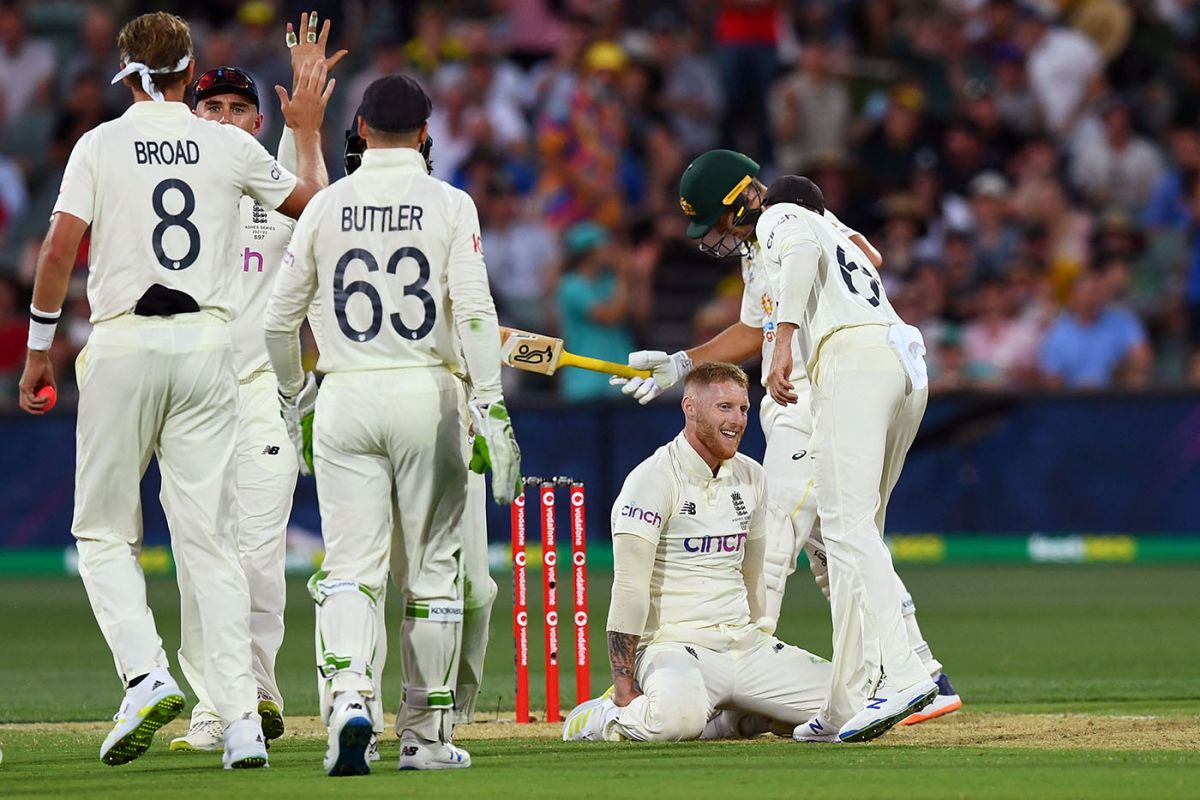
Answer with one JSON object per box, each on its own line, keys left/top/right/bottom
{"left": 2, "top": 565, "right": 1199, "bottom": 798}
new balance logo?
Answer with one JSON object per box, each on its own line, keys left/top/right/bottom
{"left": 262, "top": 445, "right": 280, "bottom": 455}
{"left": 809, "top": 719, "right": 823, "bottom": 733}
{"left": 402, "top": 746, "right": 419, "bottom": 757}
{"left": 866, "top": 697, "right": 887, "bottom": 709}
{"left": 680, "top": 501, "right": 697, "bottom": 516}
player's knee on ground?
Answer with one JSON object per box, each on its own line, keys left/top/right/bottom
{"left": 618, "top": 666, "right": 709, "bottom": 742}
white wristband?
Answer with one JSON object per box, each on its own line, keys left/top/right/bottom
{"left": 28, "top": 305, "right": 62, "bottom": 351}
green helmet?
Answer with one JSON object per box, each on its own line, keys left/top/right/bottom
{"left": 678, "top": 149, "right": 761, "bottom": 239}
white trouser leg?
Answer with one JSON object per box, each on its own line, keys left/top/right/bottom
{"left": 759, "top": 394, "right": 818, "bottom": 620}
{"left": 72, "top": 337, "right": 169, "bottom": 686}
{"left": 155, "top": 338, "right": 255, "bottom": 726}
{"left": 610, "top": 643, "right": 726, "bottom": 742}
{"left": 812, "top": 328, "right": 929, "bottom": 725}
{"left": 180, "top": 371, "right": 296, "bottom": 723}
{"left": 234, "top": 372, "right": 296, "bottom": 707}
{"left": 457, "top": 471, "right": 496, "bottom": 723}
{"left": 314, "top": 369, "right": 467, "bottom": 744}
{"left": 729, "top": 630, "right": 831, "bottom": 726}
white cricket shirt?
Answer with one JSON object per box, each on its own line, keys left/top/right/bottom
{"left": 53, "top": 101, "right": 297, "bottom": 323}
{"left": 610, "top": 433, "right": 766, "bottom": 640}
{"left": 264, "top": 148, "right": 499, "bottom": 383}
{"left": 755, "top": 203, "right": 901, "bottom": 371}
{"left": 230, "top": 196, "right": 295, "bottom": 378}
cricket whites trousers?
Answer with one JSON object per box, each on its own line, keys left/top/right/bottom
{"left": 180, "top": 368, "right": 297, "bottom": 724}
{"left": 71, "top": 313, "right": 257, "bottom": 724}
{"left": 808, "top": 323, "right": 929, "bottom": 726}
{"left": 309, "top": 366, "right": 466, "bottom": 745}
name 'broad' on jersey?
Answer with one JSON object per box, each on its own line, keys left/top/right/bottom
{"left": 53, "top": 101, "right": 297, "bottom": 322}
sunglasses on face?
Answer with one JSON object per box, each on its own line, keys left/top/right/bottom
{"left": 193, "top": 66, "right": 257, "bottom": 97}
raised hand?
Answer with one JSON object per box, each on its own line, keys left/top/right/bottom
{"left": 275, "top": 59, "right": 335, "bottom": 132}
{"left": 285, "top": 10, "right": 348, "bottom": 90}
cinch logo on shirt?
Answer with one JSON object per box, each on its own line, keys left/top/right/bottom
{"left": 683, "top": 533, "right": 748, "bottom": 554}
{"left": 620, "top": 504, "right": 663, "bottom": 528}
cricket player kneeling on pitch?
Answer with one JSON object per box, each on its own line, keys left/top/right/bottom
{"left": 563, "top": 363, "right": 831, "bottom": 742}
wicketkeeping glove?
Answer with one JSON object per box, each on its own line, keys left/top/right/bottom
{"left": 279, "top": 372, "right": 317, "bottom": 476}
{"left": 468, "top": 398, "right": 522, "bottom": 504}
{"left": 608, "top": 350, "right": 693, "bottom": 405}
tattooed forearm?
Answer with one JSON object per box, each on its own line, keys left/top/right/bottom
{"left": 607, "top": 630, "right": 640, "bottom": 684}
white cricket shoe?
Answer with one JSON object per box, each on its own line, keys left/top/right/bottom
{"left": 899, "top": 673, "right": 962, "bottom": 725}
{"left": 367, "top": 734, "right": 381, "bottom": 762}
{"left": 839, "top": 677, "right": 938, "bottom": 743}
{"left": 223, "top": 714, "right": 269, "bottom": 769}
{"left": 792, "top": 715, "right": 841, "bottom": 744}
{"left": 397, "top": 735, "right": 471, "bottom": 770}
{"left": 324, "top": 692, "right": 373, "bottom": 777}
{"left": 99, "top": 667, "right": 185, "bottom": 765}
{"left": 169, "top": 718, "right": 224, "bottom": 752}
{"left": 257, "top": 687, "right": 285, "bottom": 742}
{"left": 562, "top": 687, "right": 617, "bottom": 742}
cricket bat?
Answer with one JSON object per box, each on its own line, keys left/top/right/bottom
{"left": 499, "top": 326, "right": 652, "bottom": 380}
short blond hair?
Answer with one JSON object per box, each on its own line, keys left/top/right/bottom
{"left": 684, "top": 361, "right": 749, "bottom": 392}
{"left": 117, "top": 12, "right": 193, "bottom": 93}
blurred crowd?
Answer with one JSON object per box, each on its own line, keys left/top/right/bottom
{"left": 2, "top": 0, "right": 1200, "bottom": 407}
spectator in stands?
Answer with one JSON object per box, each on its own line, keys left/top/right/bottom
{"left": 1141, "top": 118, "right": 1200, "bottom": 230}
{"left": 967, "top": 171, "right": 1020, "bottom": 278}
{"left": 1187, "top": 171, "right": 1200, "bottom": 345}
{"left": 963, "top": 277, "right": 1041, "bottom": 387}
{"left": 0, "top": 1, "right": 55, "bottom": 128}
{"left": 481, "top": 174, "right": 559, "bottom": 332}
{"left": 555, "top": 223, "right": 648, "bottom": 402}
{"left": 713, "top": 0, "right": 781, "bottom": 159}
{"left": 1016, "top": 4, "right": 1102, "bottom": 139}
{"left": 1069, "top": 98, "right": 1165, "bottom": 213}
{"left": 534, "top": 41, "right": 629, "bottom": 229}
{"left": 647, "top": 10, "right": 723, "bottom": 160}
{"left": 768, "top": 37, "right": 850, "bottom": 175}
{"left": 1039, "top": 270, "right": 1150, "bottom": 389}
{"left": 60, "top": 5, "right": 123, "bottom": 112}
{"left": 857, "top": 84, "right": 932, "bottom": 196}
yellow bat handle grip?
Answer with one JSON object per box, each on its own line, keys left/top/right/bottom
{"left": 559, "top": 352, "right": 652, "bottom": 380}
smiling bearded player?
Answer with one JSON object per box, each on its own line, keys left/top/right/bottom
{"left": 563, "top": 362, "right": 831, "bottom": 742}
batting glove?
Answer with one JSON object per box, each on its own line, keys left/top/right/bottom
{"left": 468, "top": 398, "right": 522, "bottom": 505}
{"left": 609, "top": 350, "right": 693, "bottom": 405}
{"left": 279, "top": 372, "right": 317, "bottom": 476}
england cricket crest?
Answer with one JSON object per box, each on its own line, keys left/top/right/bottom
{"left": 680, "top": 197, "right": 696, "bottom": 217}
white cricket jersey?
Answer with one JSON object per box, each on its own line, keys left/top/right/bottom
{"left": 740, "top": 210, "right": 860, "bottom": 386}
{"left": 230, "top": 196, "right": 295, "bottom": 379}
{"left": 265, "top": 148, "right": 496, "bottom": 378}
{"left": 756, "top": 203, "right": 901, "bottom": 371}
{"left": 610, "top": 434, "right": 766, "bottom": 640}
{"left": 53, "top": 101, "right": 297, "bottom": 323}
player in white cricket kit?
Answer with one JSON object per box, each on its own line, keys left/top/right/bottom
{"left": 263, "top": 74, "right": 520, "bottom": 776}
{"left": 564, "top": 363, "right": 832, "bottom": 743}
{"left": 613, "top": 153, "right": 961, "bottom": 731}
{"left": 341, "top": 115, "right": 499, "bottom": 732}
{"left": 170, "top": 12, "right": 347, "bottom": 753}
{"left": 16, "top": 12, "right": 326, "bottom": 768}
{"left": 659, "top": 153, "right": 939, "bottom": 742}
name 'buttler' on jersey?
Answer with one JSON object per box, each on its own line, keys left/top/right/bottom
{"left": 740, "top": 209, "right": 867, "bottom": 386}
{"left": 756, "top": 203, "right": 902, "bottom": 371}
{"left": 54, "top": 102, "right": 297, "bottom": 322}
{"left": 266, "top": 148, "right": 489, "bottom": 377}
{"left": 610, "top": 434, "right": 766, "bottom": 641}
